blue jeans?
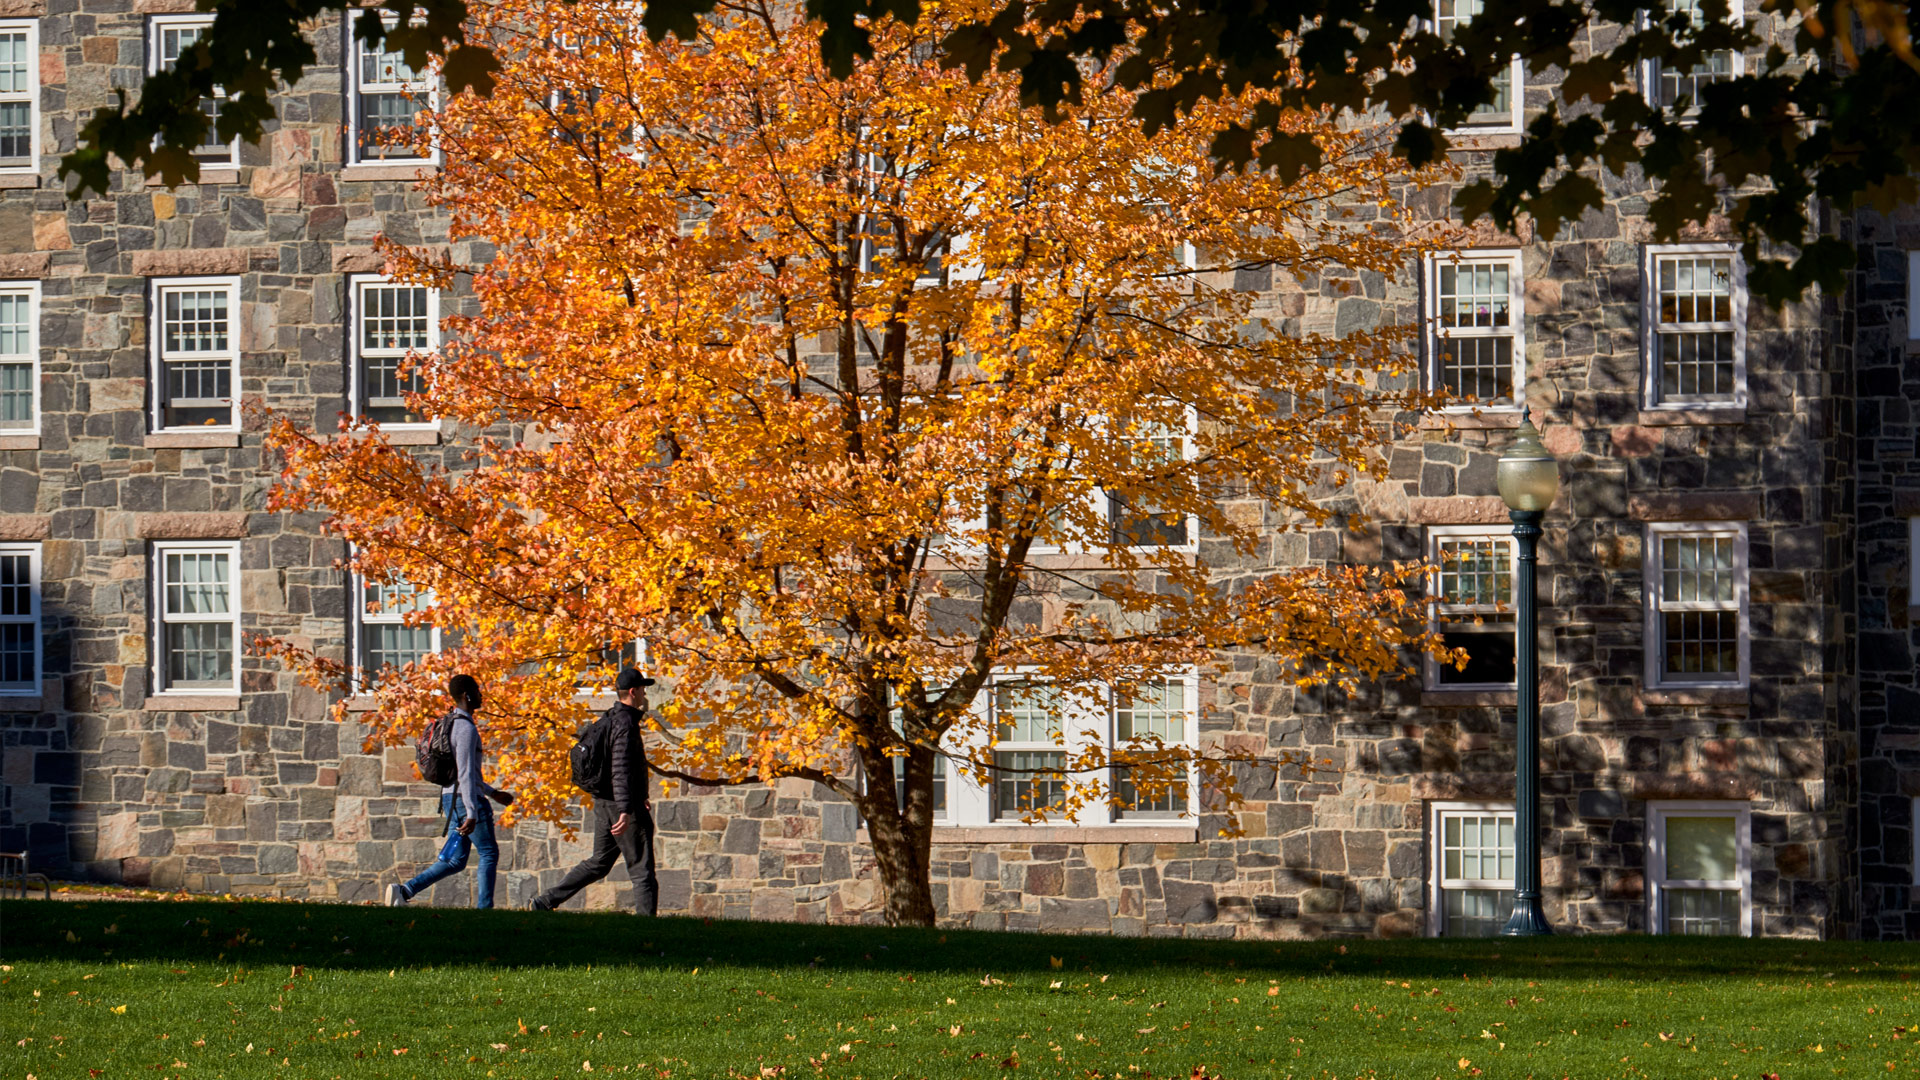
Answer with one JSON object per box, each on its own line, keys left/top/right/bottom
{"left": 400, "top": 793, "right": 498, "bottom": 908}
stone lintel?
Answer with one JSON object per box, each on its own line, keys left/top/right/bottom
{"left": 918, "top": 825, "right": 1200, "bottom": 845}
{"left": 132, "top": 0, "right": 198, "bottom": 10}
{"left": 0, "top": 252, "right": 51, "bottom": 279}
{"left": 147, "top": 168, "right": 241, "bottom": 188}
{"left": 1637, "top": 407, "right": 1746, "bottom": 427}
{"left": 1627, "top": 492, "right": 1761, "bottom": 521}
{"left": 1643, "top": 687, "right": 1749, "bottom": 706}
{"left": 1893, "top": 490, "right": 1920, "bottom": 517}
{"left": 0, "top": 515, "right": 52, "bottom": 540}
{"left": 1418, "top": 410, "right": 1523, "bottom": 430}
{"left": 1411, "top": 773, "right": 1512, "bottom": 801}
{"left": 0, "top": 0, "right": 48, "bottom": 15}
{"left": 332, "top": 245, "right": 452, "bottom": 274}
{"left": 337, "top": 163, "right": 436, "bottom": 184}
{"left": 0, "top": 172, "right": 38, "bottom": 189}
{"left": 1627, "top": 773, "right": 1759, "bottom": 800}
{"left": 137, "top": 512, "right": 249, "bottom": 539}
{"left": 144, "top": 431, "right": 242, "bottom": 449}
{"left": 0, "top": 434, "right": 40, "bottom": 450}
{"left": 132, "top": 248, "right": 250, "bottom": 277}
{"left": 1407, "top": 496, "right": 1509, "bottom": 525}
{"left": 144, "top": 695, "right": 242, "bottom": 713}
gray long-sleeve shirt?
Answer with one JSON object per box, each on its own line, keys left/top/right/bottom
{"left": 443, "top": 707, "right": 501, "bottom": 819}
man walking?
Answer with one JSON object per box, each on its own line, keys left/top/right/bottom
{"left": 386, "top": 674, "right": 514, "bottom": 908}
{"left": 531, "top": 668, "right": 659, "bottom": 914}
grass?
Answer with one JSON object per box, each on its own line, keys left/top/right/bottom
{"left": 5, "top": 899, "right": 1919, "bottom": 1079}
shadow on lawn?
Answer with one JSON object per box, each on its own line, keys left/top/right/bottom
{"left": 6, "top": 898, "right": 1918, "bottom": 985}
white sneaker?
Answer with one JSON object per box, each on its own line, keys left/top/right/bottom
{"left": 384, "top": 883, "right": 409, "bottom": 907}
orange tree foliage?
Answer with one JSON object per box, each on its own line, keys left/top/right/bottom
{"left": 265, "top": 0, "right": 1460, "bottom": 924}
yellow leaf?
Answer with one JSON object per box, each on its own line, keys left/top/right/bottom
{"left": 111, "top": 1004, "right": 127, "bottom": 1015}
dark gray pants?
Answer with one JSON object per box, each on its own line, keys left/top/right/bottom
{"left": 537, "top": 800, "right": 658, "bottom": 915}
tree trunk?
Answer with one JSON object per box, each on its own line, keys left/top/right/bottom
{"left": 861, "top": 742, "right": 938, "bottom": 927}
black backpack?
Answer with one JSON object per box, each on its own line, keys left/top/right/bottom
{"left": 568, "top": 708, "right": 619, "bottom": 798}
{"left": 415, "top": 711, "right": 459, "bottom": 787}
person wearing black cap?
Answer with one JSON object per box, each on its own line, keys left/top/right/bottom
{"left": 530, "top": 667, "right": 659, "bottom": 914}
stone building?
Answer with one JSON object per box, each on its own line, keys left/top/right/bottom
{"left": 0, "top": 0, "right": 1914, "bottom": 937}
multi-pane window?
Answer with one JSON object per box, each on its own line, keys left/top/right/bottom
{"left": 1428, "top": 251, "right": 1523, "bottom": 408}
{"left": 0, "top": 282, "right": 37, "bottom": 430}
{"left": 351, "top": 277, "right": 435, "bottom": 426}
{"left": 992, "top": 683, "right": 1068, "bottom": 818}
{"left": 150, "top": 16, "right": 236, "bottom": 167}
{"left": 0, "top": 21, "right": 35, "bottom": 171}
{"left": 0, "top": 543, "right": 39, "bottom": 695}
{"left": 892, "top": 697, "right": 948, "bottom": 820}
{"left": 1646, "top": 522, "right": 1748, "bottom": 687}
{"left": 154, "top": 542, "right": 241, "bottom": 694}
{"left": 1645, "top": 245, "right": 1746, "bottom": 408}
{"left": 1429, "top": 805, "right": 1516, "bottom": 937}
{"left": 1432, "top": 0, "right": 1521, "bottom": 131}
{"left": 349, "top": 20, "right": 438, "bottom": 164}
{"left": 356, "top": 572, "right": 437, "bottom": 680}
{"left": 1427, "top": 528, "right": 1517, "bottom": 688}
{"left": 1649, "top": 803, "right": 1751, "bottom": 936}
{"left": 1107, "top": 417, "right": 1192, "bottom": 548}
{"left": 1648, "top": 0, "right": 1742, "bottom": 112}
{"left": 151, "top": 278, "right": 240, "bottom": 431}
{"left": 1111, "top": 680, "right": 1189, "bottom": 817}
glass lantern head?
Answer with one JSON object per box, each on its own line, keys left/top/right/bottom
{"left": 1496, "top": 420, "right": 1560, "bottom": 512}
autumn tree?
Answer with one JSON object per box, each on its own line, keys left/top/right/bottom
{"left": 266, "top": 0, "right": 1458, "bottom": 925}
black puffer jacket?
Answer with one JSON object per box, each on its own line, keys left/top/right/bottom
{"left": 605, "top": 701, "right": 648, "bottom": 814}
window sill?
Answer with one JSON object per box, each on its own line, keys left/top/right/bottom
{"left": 339, "top": 163, "right": 437, "bottom": 183}
{"left": 0, "top": 434, "right": 38, "bottom": 450}
{"left": 1419, "top": 410, "right": 1523, "bottom": 430}
{"left": 0, "top": 173, "right": 39, "bottom": 190}
{"left": 343, "top": 695, "right": 378, "bottom": 713}
{"left": 1644, "top": 686, "right": 1748, "bottom": 706}
{"left": 1905, "top": 339, "right": 1920, "bottom": 355}
{"left": 0, "top": 680, "right": 60, "bottom": 712}
{"left": 146, "top": 168, "right": 240, "bottom": 187}
{"left": 1637, "top": 408, "right": 1746, "bottom": 427}
{"left": 1444, "top": 131, "right": 1522, "bottom": 149}
{"left": 144, "top": 694, "right": 242, "bottom": 712}
{"left": 921, "top": 551, "right": 1201, "bottom": 573}
{"left": 1421, "top": 690, "right": 1517, "bottom": 707}
{"left": 145, "top": 431, "right": 242, "bottom": 448}
{"left": 879, "top": 824, "right": 1202, "bottom": 845}
{"left": 335, "top": 426, "right": 441, "bottom": 446}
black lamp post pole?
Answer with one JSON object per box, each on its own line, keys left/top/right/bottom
{"left": 1503, "top": 507, "right": 1553, "bottom": 936}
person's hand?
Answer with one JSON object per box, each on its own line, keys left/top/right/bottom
{"left": 458, "top": 816, "right": 476, "bottom": 836}
{"left": 611, "top": 812, "right": 630, "bottom": 836}
{"left": 490, "top": 790, "right": 515, "bottom": 807}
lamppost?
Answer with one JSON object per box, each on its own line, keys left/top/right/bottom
{"left": 1496, "top": 418, "right": 1560, "bottom": 937}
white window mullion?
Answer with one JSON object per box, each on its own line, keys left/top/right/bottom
{"left": 150, "top": 15, "right": 238, "bottom": 167}
{"left": 0, "top": 20, "right": 38, "bottom": 174}
{"left": 1427, "top": 250, "right": 1524, "bottom": 410}
{"left": 1426, "top": 526, "right": 1518, "bottom": 690}
{"left": 349, "top": 17, "right": 441, "bottom": 165}
{"left": 0, "top": 281, "right": 38, "bottom": 432}
{"left": 1431, "top": 1, "right": 1522, "bottom": 134}
{"left": 354, "top": 566, "right": 438, "bottom": 688}
{"left": 151, "top": 277, "right": 240, "bottom": 433}
{"left": 1648, "top": 802, "right": 1752, "bottom": 936}
{"left": 1643, "top": 244, "right": 1747, "bottom": 410}
{"left": 349, "top": 276, "right": 437, "bottom": 427}
{"left": 0, "top": 542, "right": 40, "bottom": 694}
{"left": 1645, "top": 522, "right": 1749, "bottom": 689}
{"left": 1428, "top": 802, "right": 1516, "bottom": 937}
{"left": 153, "top": 541, "right": 241, "bottom": 695}
{"left": 1642, "top": 0, "right": 1745, "bottom": 118}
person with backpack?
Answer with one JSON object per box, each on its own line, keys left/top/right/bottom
{"left": 385, "top": 673, "right": 515, "bottom": 908}
{"left": 529, "top": 668, "right": 659, "bottom": 914}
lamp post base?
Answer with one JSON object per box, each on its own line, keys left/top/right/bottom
{"left": 1501, "top": 896, "right": 1553, "bottom": 937}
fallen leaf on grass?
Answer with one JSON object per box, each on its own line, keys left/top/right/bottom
{"left": 1137, "top": 1028, "right": 1156, "bottom": 1035}
{"left": 492, "top": 1043, "right": 509, "bottom": 1051}
{"left": 949, "top": 1026, "right": 962, "bottom": 1037}
{"left": 110, "top": 1005, "right": 126, "bottom": 1014}
{"left": 393, "top": 1048, "right": 409, "bottom": 1055}
{"left": 1049, "top": 957, "right": 1063, "bottom": 969}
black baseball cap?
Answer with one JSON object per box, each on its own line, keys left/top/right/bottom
{"left": 615, "top": 668, "right": 657, "bottom": 692}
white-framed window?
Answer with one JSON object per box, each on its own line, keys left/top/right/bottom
{"left": 1647, "top": 801, "right": 1752, "bottom": 936}
{"left": 1644, "top": 521, "right": 1749, "bottom": 688}
{"left": 353, "top": 569, "right": 437, "bottom": 685}
{"left": 0, "top": 280, "right": 38, "bottom": 431}
{"left": 349, "top": 276, "right": 436, "bottom": 426}
{"left": 347, "top": 17, "right": 440, "bottom": 164}
{"left": 574, "top": 634, "right": 649, "bottom": 698}
{"left": 1427, "top": 802, "right": 1515, "bottom": 937}
{"left": 1643, "top": 244, "right": 1747, "bottom": 410}
{"left": 1425, "top": 526, "right": 1517, "bottom": 689}
{"left": 1425, "top": 250, "right": 1524, "bottom": 410}
{"left": 149, "top": 15, "right": 238, "bottom": 167}
{"left": 934, "top": 669, "right": 1197, "bottom": 828}
{"left": 1432, "top": 1, "right": 1523, "bottom": 133}
{"left": 150, "top": 277, "right": 241, "bottom": 432}
{"left": 1907, "top": 251, "right": 1918, "bottom": 342}
{"left": 152, "top": 541, "right": 241, "bottom": 695}
{"left": 0, "top": 542, "right": 40, "bottom": 695}
{"left": 0, "top": 20, "right": 38, "bottom": 173}
{"left": 1105, "top": 415, "right": 1197, "bottom": 550}
{"left": 1643, "top": 0, "right": 1743, "bottom": 115}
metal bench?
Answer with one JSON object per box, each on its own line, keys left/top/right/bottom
{"left": 0, "top": 851, "right": 51, "bottom": 900}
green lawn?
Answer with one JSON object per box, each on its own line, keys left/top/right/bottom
{"left": 5, "top": 899, "right": 1918, "bottom": 1079}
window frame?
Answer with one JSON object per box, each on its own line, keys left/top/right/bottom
{"left": 0, "top": 19, "right": 39, "bottom": 175}
{"left": 345, "top": 15, "right": 442, "bottom": 166}
{"left": 148, "top": 14, "right": 239, "bottom": 168}
{"left": 1640, "top": 0, "right": 1746, "bottom": 120}
{"left": 1426, "top": 801, "right": 1516, "bottom": 937}
{"left": 1424, "top": 525, "right": 1519, "bottom": 691}
{"left": 151, "top": 540, "right": 243, "bottom": 697}
{"left": 0, "top": 541, "right": 41, "bottom": 696}
{"left": 1424, "top": 249, "right": 1526, "bottom": 413}
{"left": 1107, "top": 673, "right": 1199, "bottom": 820}
{"left": 1646, "top": 800, "right": 1753, "bottom": 937}
{"left": 350, "top": 564, "right": 440, "bottom": 689}
{"left": 1642, "top": 243, "right": 1748, "bottom": 412}
{"left": 1428, "top": 2, "right": 1524, "bottom": 135}
{"left": 1643, "top": 521, "right": 1750, "bottom": 690}
{"left": 348, "top": 274, "right": 439, "bottom": 429}
{"left": 149, "top": 276, "right": 242, "bottom": 434}
{"left": 0, "top": 279, "right": 39, "bottom": 433}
